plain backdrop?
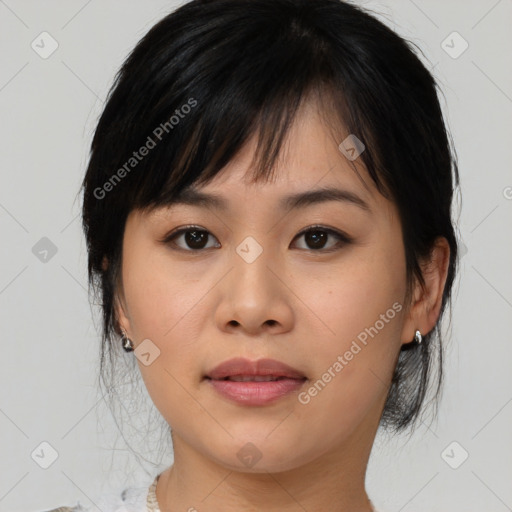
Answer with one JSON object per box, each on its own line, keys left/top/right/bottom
{"left": 0, "top": 1, "right": 511, "bottom": 511}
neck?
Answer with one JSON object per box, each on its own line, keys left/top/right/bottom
{"left": 156, "top": 415, "right": 379, "bottom": 512}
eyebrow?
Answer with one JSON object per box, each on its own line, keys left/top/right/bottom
{"left": 169, "top": 186, "right": 372, "bottom": 214}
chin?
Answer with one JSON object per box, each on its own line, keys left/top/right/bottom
{"left": 203, "top": 433, "right": 316, "bottom": 474}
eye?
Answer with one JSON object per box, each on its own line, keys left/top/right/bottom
{"left": 162, "top": 225, "right": 220, "bottom": 251}
{"left": 291, "top": 225, "right": 352, "bottom": 252}
{"left": 161, "top": 224, "right": 352, "bottom": 253}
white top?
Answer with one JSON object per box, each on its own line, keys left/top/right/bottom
{"left": 42, "top": 474, "right": 379, "bottom": 512}
{"left": 42, "top": 475, "right": 160, "bottom": 512}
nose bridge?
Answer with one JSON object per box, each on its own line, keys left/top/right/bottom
{"left": 215, "top": 231, "right": 293, "bottom": 334}
{"left": 231, "top": 232, "right": 278, "bottom": 299}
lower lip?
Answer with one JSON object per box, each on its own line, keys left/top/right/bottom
{"left": 206, "top": 377, "right": 306, "bottom": 406}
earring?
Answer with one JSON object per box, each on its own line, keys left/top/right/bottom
{"left": 414, "top": 329, "right": 423, "bottom": 344}
{"left": 121, "top": 329, "right": 134, "bottom": 352}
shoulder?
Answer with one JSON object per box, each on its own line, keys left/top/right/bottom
{"left": 38, "top": 480, "right": 152, "bottom": 512}
{"left": 41, "top": 507, "right": 88, "bottom": 512}
{"left": 40, "top": 506, "right": 89, "bottom": 512}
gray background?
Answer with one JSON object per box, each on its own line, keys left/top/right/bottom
{"left": 0, "top": 1, "right": 511, "bottom": 511}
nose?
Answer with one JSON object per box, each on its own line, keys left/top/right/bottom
{"left": 214, "top": 241, "right": 294, "bottom": 337}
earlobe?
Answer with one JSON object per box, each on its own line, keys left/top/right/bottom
{"left": 113, "top": 292, "right": 135, "bottom": 352}
{"left": 400, "top": 237, "right": 451, "bottom": 345}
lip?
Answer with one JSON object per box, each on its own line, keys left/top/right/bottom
{"left": 204, "top": 357, "right": 307, "bottom": 406}
{"left": 206, "top": 357, "right": 306, "bottom": 380}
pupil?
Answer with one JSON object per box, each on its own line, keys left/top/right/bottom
{"left": 186, "top": 230, "right": 207, "bottom": 249}
{"left": 306, "top": 230, "right": 326, "bottom": 249}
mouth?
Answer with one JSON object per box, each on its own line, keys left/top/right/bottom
{"left": 204, "top": 358, "right": 307, "bottom": 406}
{"left": 210, "top": 375, "right": 299, "bottom": 382}
{"left": 205, "top": 357, "right": 306, "bottom": 381}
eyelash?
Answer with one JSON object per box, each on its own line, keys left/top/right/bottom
{"left": 160, "top": 224, "right": 353, "bottom": 253}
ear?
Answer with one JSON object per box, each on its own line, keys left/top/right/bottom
{"left": 113, "top": 284, "right": 134, "bottom": 338}
{"left": 107, "top": 259, "right": 133, "bottom": 338}
{"left": 400, "top": 237, "right": 451, "bottom": 345}
{"left": 114, "top": 290, "right": 133, "bottom": 338}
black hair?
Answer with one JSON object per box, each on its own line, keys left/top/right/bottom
{"left": 81, "top": 0, "right": 460, "bottom": 435}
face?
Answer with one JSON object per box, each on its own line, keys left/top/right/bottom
{"left": 116, "top": 99, "right": 418, "bottom": 474}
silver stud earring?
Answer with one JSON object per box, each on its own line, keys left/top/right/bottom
{"left": 414, "top": 329, "right": 423, "bottom": 344}
{"left": 121, "top": 329, "right": 134, "bottom": 352}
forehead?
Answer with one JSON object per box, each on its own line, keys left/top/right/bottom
{"left": 179, "top": 102, "right": 375, "bottom": 206}
{"left": 142, "top": 97, "right": 393, "bottom": 225}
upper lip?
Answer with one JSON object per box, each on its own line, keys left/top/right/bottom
{"left": 206, "top": 357, "right": 306, "bottom": 380}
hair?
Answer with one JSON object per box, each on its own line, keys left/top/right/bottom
{"left": 81, "top": 0, "right": 460, "bottom": 437}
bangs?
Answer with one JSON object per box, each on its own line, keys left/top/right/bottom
{"left": 93, "top": 3, "right": 389, "bottom": 217}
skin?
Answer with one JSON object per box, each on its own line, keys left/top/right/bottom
{"left": 115, "top": 98, "right": 450, "bottom": 512}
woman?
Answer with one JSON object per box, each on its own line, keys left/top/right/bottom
{"left": 48, "top": 0, "right": 460, "bottom": 510}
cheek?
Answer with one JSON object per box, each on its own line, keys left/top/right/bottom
{"left": 296, "top": 242, "right": 405, "bottom": 352}
{"left": 122, "top": 259, "right": 208, "bottom": 427}
{"left": 121, "top": 245, "right": 220, "bottom": 384}
{"left": 290, "top": 242, "right": 405, "bottom": 421}
{"left": 122, "top": 246, "right": 206, "bottom": 339}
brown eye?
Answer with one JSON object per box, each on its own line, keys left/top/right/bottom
{"left": 292, "top": 226, "right": 351, "bottom": 251}
{"left": 163, "top": 226, "right": 220, "bottom": 251}
{"left": 304, "top": 230, "right": 328, "bottom": 249}
{"left": 161, "top": 224, "right": 351, "bottom": 253}
{"left": 183, "top": 229, "right": 209, "bottom": 249}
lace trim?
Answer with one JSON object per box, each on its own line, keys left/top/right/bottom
{"left": 146, "top": 474, "right": 161, "bottom": 512}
